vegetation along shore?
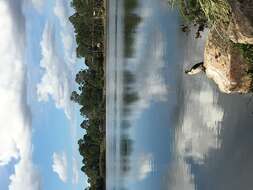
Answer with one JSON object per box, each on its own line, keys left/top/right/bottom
{"left": 69, "top": 0, "right": 106, "bottom": 189}
{"left": 170, "top": 0, "right": 253, "bottom": 94}
{"left": 68, "top": 0, "right": 142, "bottom": 189}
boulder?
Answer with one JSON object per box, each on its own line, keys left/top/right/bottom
{"left": 227, "top": 0, "right": 253, "bottom": 44}
{"left": 204, "top": 30, "right": 253, "bottom": 93}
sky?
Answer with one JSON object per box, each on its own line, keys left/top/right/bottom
{"left": 0, "top": 0, "right": 86, "bottom": 189}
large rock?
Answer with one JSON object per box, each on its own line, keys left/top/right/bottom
{"left": 227, "top": 0, "right": 253, "bottom": 44}
{"left": 204, "top": 30, "right": 253, "bottom": 94}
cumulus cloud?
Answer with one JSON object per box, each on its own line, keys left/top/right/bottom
{"left": 177, "top": 83, "right": 224, "bottom": 162}
{"left": 9, "top": 157, "right": 41, "bottom": 190}
{"left": 37, "top": 23, "right": 74, "bottom": 119}
{"left": 72, "top": 157, "right": 79, "bottom": 184}
{"left": 168, "top": 79, "right": 224, "bottom": 190}
{"left": 52, "top": 152, "right": 68, "bottom": 183}
{"left": 30, "top": 0, "right": 44, "bottom": 12}
{"left": 164, "top": 28, "right": 221, "bottom": 190}
{"left": 130, "top": 153, "right": 153, "bottom": 181}
{"left": 165, "top": 77, "right": 224, "bottom": 190}
{"left": 54, "top": 0, "right": 69, "bottom": 28}
{"left": 137, "top": 154, "right": 153, "bottom": 180}
{"left": 37, "top": 0, "right": 77, "bottom": 119}
{"left": 54, "top": 0, "right": 75, "bottom": 65}
{"left": 0, "top": 0, "right": 41, "bottom": 189}
{"left": 126, "top": 30, "right": 168, "bottom": 120}
{"left": 167, "top": 158, "right": 195, "bottom": 190}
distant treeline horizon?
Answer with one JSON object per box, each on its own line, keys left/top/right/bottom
{"left": 69, "top": 0, "right": 106, "bottom": 189}
{"left": 69, "top": 0, "right": 142, "bottom": 189}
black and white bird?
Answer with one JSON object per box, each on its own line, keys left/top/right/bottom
{"left": 185, "top": 62, "right": 205, "bottom": 75}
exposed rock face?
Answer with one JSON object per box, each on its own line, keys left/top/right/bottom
{"left": 204, "top": 30, "right": 253, "bottom": 94}
{"left": 227, "top": 0, "right": 253, "bottom": 44}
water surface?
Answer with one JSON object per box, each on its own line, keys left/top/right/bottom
{"left": 106, "top": 0, "right": 253, "bottom": 189}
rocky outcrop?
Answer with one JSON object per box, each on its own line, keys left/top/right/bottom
{"left": 227, "top": 0, "right": 253, "bottom": 44}
{"left": 185, "top": 0, "right": 253, "bottom": 93}
{"left": 204, "top": 30, "right": 253, "bottom": 94}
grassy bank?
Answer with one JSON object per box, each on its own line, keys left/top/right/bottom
{"left": 168, "top": 0, "right": 231, "bottom": 25}
{"left": 169, "top": 0, "right": 253, "bottom": 64}
{"left": 198, "top": 0, "right": 231, "bottom": 25}
{"left": 234, "top": 43, "right": 253, "bottom": 65}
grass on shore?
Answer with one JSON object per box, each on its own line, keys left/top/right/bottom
{"left": 169, "top": 0, "right": 253, "bottom": 79}
{"left": 198, "top": 0, "right": 231, "bottom": 26}
{"left": 234, "top": 43, "right": 253, "bottom": 65}
{"left": 168, "top": 0, "right": 231, "bottom": 26}
{"left": 193, "top": 1, "right": 253, "bottom": 66}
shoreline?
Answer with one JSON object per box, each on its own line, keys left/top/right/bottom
{"left": 176, "top": 0, "right": 253, "bottom": 94}
{"left": 69, "top": 0, "right": 108, "bottom": 188}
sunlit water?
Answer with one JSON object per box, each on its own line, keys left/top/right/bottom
{"left": 106, "top": 0, "right": 253, "bottom": 190}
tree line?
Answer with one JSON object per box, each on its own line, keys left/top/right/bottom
{"left": 69, "top": 0, "right": 106, "bottom": 189}
{"left": 69, "top": 0, "right": 143, "bottom": 189}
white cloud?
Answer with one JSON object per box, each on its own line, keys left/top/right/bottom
{"left": 54, "top": 0, "right": 75, "bottom": 66}
{"left": 52, "top": 152, "right": 68, "bottom": 183}
{"left": 126, "top": 30, "right": 168, "bottom": 120}
{"left": 54, "top": 0, "right": 68, "bottom": 28}
{"left": 167, "top": 158, "right": 195, "bottom": 190}
{"left": 130, "top": 153, "right": 153, "bottom": 181}
{"left": 30, "top": 0, "right": 44, "bottom": 12}
{"left": 37, "top": 23, "right": 74, "bottom": 119}
{"left": 9, "top": 158, "right": 41, "bottom": 190}
{"left": 176, "top": 83, "right": 224, "bottom": 162}
{"left": 137, "top": 154, "right": 153, "bottom": 180}
{"left": 62, "top": 33, "right": 74, "bottom": 53}
{"left": 37, "top": 0, "right": 77, "bottom": 119}
{"left": 0, "top": 1, "right": 41, "bottom": 189}
{"left": 167, "top": 76, "right": 223, "bottom": 190}
{"left": 166, "top": 28, "right": 217, "bottom": 190}
{"left": 72, "top": 158, "right": 79, "bottom": 184}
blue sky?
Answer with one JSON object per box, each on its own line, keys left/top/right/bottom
{"left": 0, "top": 0, "right": 87, "bottom": 189}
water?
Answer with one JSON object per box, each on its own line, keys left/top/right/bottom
{"left": 106, "top": 0, "right": 253, "bottom": 190}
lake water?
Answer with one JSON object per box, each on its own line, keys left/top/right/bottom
{"left": 106, "top": 0, "right": 253, "bottom": 190}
